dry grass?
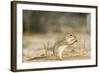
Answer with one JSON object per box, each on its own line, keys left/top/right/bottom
{"left": 23, "top": 32, "right": 91, "bottom": 62}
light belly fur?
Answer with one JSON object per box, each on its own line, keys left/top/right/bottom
{"left": 56, "top": 45, "right": 68, "bottom": 58}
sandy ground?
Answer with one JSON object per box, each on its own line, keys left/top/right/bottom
{"left": 23, "top": 33, "right": 91, "bottom": 63}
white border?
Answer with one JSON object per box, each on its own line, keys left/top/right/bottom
{"left": 17, "top": 3, "right": 96, "bottom": 69}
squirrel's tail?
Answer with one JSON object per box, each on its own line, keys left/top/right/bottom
{"left": 27, "top": 56, "right": 47, "bottom": 61}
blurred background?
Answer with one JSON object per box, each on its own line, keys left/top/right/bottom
{"left": 23, "top": 10, "right": 91, "bottom": 34}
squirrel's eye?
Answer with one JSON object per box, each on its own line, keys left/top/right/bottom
{"left": 70, "top": 34, "right": 72, "bottom": 36}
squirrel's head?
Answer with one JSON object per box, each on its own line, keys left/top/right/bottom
{"left": 64, "top": 34, "right": 77, "bottom": 45}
